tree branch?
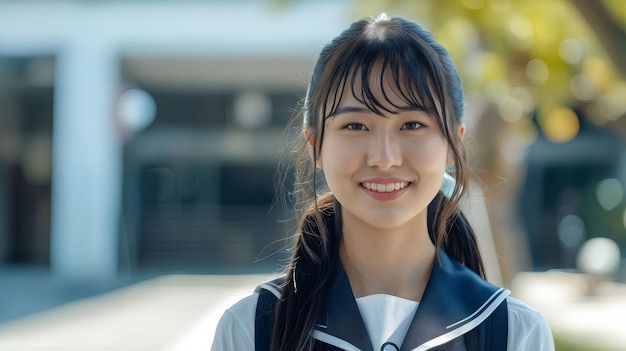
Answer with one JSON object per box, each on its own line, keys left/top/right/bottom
{"left": 569, "top": 0, "right": 626, "bottom": 78}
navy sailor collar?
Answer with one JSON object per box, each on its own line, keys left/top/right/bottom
{"left": 312, "top": 250, "right": 510, "bottom": 351}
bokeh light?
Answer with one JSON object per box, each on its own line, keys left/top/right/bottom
{"left": 603, "top": 85, "right": 626, "bottom": 120}
{"left": 484, "top": 79, "right": 509, "bottom": 105}
{"left": 557, "top": 214, "right": 585, "bottom": 250}
{"left": 582, "top": 57, "right": 612, "bottom": 92}
{"left": 541, "top": 107, "right": 579, "bottom": 143}
{"left": 559, "top": 38, "right": 584, "bottom": 65}
{"left": 511, "top": 86, "right": 537, "bottom": 114}
{"left": 570, "top": 74, "right": 597, "bottom": 101}
{"left": 526, "top": 59, "right": 549, "bottom": 85}
{"left": 118, "top": 88, "right": 157, "bottom": 133}
{"left": 508, "top": 13, "right": 534, "bottom": 49}
{"left": 233, "top": 91, "right": 272, "bottom": 129}
{"left": 498, "top": 96, "right": 524, "bottom": 123}
{"left": 577, "top": 237, "right": 621, "bottom": 276}
{"left": 596, "top": 178, "right": 623, "bottom": 211}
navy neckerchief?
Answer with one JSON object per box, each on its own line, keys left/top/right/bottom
{"left": 311, "top": 250, "right": 510, "bottom": 351}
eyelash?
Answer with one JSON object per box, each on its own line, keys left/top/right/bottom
{"left": 401, "top": 121, "right": 423, "bottom": 130}
{"left": 342, "top": 122, "right": 423, "bottom": 131}
{"left": 344, "top": 123, "right": 367, "bottom": 131}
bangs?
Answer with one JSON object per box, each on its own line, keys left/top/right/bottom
{"left": 319, "top": 34, "right": 447, "bottom": 129}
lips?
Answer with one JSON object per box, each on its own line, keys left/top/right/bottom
{"left": 361, "top": 181, "right": 410, "bottom": 193}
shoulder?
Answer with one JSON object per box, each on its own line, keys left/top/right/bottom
{"left": 506, "top": 296, "right": 555, "bottom": 351}
{"left": 224, "top": 292, "right": 260, "bottom": 321}
{"left": 211, "top": 293, "right": 259, "bottom": 351}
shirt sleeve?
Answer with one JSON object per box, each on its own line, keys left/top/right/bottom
{"left": 211, "top": 294, "right": 258, "bottom": 351}
{"left": 506, "top": 297, "right": 555, "bottom": 351}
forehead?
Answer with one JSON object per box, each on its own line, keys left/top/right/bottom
{"left": 330, "top": 61, "right": 439, "bottom": 116}
{"left": 339, "top": 65, "right": 409, "bottom": 106}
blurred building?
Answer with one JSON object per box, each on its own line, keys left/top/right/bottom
{"left": 517, "top": 110, "right": 625, "bottom": 272}
{"left": 1, "top": 0, "right": 625, "bottom": 285}
{"left": 0, "top": 0, "right": 352, "bottom": 280}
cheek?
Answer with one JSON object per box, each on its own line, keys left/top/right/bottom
{"left": 320, "top": 137, "right": 362, "bottom": 172}
{"left": 405, "top": 137, "right": 448, "bottom": 171}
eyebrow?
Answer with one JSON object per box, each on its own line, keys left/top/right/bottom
{"left": 330, "top": 105, "right": 427, "bottom": 117}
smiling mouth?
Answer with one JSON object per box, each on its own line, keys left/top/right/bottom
{"left": 361, "top": 182, "right": 410, "bottom": 193}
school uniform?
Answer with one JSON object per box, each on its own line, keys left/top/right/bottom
{"left": 211, "top": 250, "right": 554, "bottom": 351}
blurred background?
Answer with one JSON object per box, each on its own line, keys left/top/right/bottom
{"left": 0, "top": 0, "right": 625, "bottom": 350}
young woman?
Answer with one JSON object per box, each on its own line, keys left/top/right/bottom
{"left": 212, "top": 14, "right": 554, "bottom": 351}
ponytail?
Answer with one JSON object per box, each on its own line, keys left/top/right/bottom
{"left": 428, "top": 192, "right": 486, "bottom": 279}
{"left": 272, "top": 190, "right": 486, "bottom": 350}
{"left": 270, "top": 194, "right": 341, "bottom": 351}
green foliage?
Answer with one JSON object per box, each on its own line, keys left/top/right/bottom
{"left": 553, "top": 331, "right": 612, "bottom": 351}
{"left": 351, "top": 0, "right": 626, "bottom": 135}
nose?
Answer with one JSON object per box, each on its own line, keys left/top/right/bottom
{"left": 366, "top": 129, "right": 402, "bottom": 170}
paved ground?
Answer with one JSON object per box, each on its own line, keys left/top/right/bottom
{"left": 512, "top": 271, "right": 626, "bottom": 351}
{"left": 0, "top": 265, "right": 144, "bottom": 324}
{"left": 0, "top": 271, "right": 272, "bottom": 351}
{"left": 0, "top": 268, "right": 625, "bottom": 350}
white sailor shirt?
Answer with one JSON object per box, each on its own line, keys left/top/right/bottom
{"left": 211, "top": 251, "right": 554, "bottom": 351}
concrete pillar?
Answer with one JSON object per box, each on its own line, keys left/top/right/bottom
{"left": 50, "top": 39, "right": 121, "bottom": 280}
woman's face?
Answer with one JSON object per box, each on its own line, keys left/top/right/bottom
{"left": 316, "top": 73, "right": 452, "bottom": 231}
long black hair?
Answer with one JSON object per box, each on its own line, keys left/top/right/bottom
{"left": 271, "top": 14, "right": 485, "bottom": 350}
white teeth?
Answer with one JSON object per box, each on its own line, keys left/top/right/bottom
{"left": 363, "top": 182, "right": 408, "bottom": 192}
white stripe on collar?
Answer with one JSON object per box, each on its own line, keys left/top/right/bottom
{"left": 310, "top": 287, "right": 510, "bottom": 351}
{"left": 447, "top": 287, "right": 507, "bottom": 329}
{"left": 411, "top": 288, "right": 510, "bottom": 351}
{"left": 258, "top": 282, "right": 281, "bottom": 299}
{"left": 312, "top": 330, "right": 362, "bottom": 351}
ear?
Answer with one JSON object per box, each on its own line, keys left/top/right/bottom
{"left": 304, "top": 128, "right": 323, "bottom": 169}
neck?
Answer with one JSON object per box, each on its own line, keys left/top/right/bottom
{"left": 339, "top": 211, "right": 436, "bottom": 302}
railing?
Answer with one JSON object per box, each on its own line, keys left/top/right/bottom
{"left": 138, "top": 204, "right": 291, "bottom": 272}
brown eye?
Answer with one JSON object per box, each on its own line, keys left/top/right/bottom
{"left": 344, "top": 123, "right": 368, "bottom": 131}
{"left": 401, "top": 121, "right": 422, "bottom": 130}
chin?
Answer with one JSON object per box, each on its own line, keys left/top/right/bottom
{"left": 361, "top": 214, "right": 418, "bottom": 230}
